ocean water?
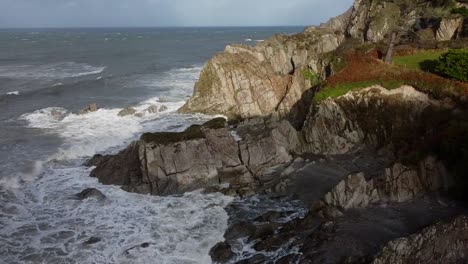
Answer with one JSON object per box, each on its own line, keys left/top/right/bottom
{"left": 0, "top": 27, "right": 303, "bottom": 264}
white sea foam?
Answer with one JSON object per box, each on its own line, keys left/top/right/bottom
{"left": 4, "top": 65, "right": 234, "bottom": 264}
{"left": 0, "top": 62, "right": 105, "bottom": 79}
{"left": 0, "top": 166, "right": 233, "bottom": 264}
{"left": 6, "top": 91, "right": 20, "bottom": 95}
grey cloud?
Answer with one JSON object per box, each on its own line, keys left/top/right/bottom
{"left": 0, "top": 0, "right": 354, "bottom": 28}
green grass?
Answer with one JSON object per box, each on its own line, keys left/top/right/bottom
{"left": 314, "top": 80, "right": 404, "bottom": 103}
{"left": 393, "top": 51, "right": 445, "bottom": 71}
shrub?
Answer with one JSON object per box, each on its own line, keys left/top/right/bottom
{"left": 452, "top": 7, "right": 468, "bottom": 16}
{"left": 435, "top": 49, "right": 468, "bottom": 82}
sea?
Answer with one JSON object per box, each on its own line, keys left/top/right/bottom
{"left": 0, "top": 27, "right": 304, "bottom": 264}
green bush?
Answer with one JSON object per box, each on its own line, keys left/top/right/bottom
{"left": 452, "top": 7, "right": 468, "bottom": 16}
{"left": 435, "top": 49, "right": 468, "bottom": 82}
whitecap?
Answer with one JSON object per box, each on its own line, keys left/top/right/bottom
{"left": 245, "top": 38, "right": 253, "bottom": 42}
{"left": 6, "top": 91, "right": 20, "bottom": 95}
{"left": 0, "top": 62, "right": 105, "bottom": 80}
{"left": 0, "top": 165, "right": 233, "bottom": 264}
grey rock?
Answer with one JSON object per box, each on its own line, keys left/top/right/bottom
{"left": 372, "top": 216, "right": 468, "bottom": 264}
{"left": 159, "top": 105, "right": 168, "bottom": 112}
{"left": 146, "top": 105, "right": 159, "bottom": 114}
{"left": 118, "top": 107, "right": 137, "bottom": 117}
{"left": 224, "top": 221, "right": 256, "bottom": 241}
{"left": 76, "top": 188, "right": 106, "bottom": 200}
{"left": 210, "top": 241, "right": 234, "bottom": 263}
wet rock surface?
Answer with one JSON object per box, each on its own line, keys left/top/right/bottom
{"left": 75, "top": 188, "right": 106, "bottom": 200}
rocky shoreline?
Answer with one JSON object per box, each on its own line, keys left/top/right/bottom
{"left": 84, "top": 0, "right": 468, "bottom": 262}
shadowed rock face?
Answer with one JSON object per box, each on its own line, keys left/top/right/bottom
{"left": 300, "top": 85, "right": 452, "bottom": 155}
{"left": 373, "top": 215, "right": 468, "bottom": 264}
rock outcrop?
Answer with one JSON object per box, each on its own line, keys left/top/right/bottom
{"left": 179, "top": 29, "right": 345, "bottom": 119}
{"left": 317, "top": 156, "right": 454, "bottom": 218}
{"left": 372, "top": 215, "right": 468, "bottom": 264}
{"left": 79, "top": 103, "right": 98, "bottom": 115}
{"left": 300, "top": 85, "right": 449, "bottom": 155}
{"left": 90, "top": 117, "right": 299, "bottom": 196}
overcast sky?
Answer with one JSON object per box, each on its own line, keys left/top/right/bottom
{"left": 0, "top": 0, "right": 354, "bottom": 28}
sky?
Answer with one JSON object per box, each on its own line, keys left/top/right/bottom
{"left": 0, "top": 0, "right": 354, "bottom": 28}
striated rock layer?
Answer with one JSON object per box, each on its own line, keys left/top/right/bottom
{"left": 373, "top": 215, "right": 468, "bottom": 264}
{"left": 89, "top": 118, "right": 299, "bottom": 196}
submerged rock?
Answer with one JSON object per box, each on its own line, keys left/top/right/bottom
{"left": 209, "top": 241, "right": 234, "bottom": 263}
{"left": 159, "top": 105, "right": 168, "bottom": 112}
{"left": 118, "top": 107, "right": 137, "bottom": 117}
{"left": 145, "top": 105, "right": 159, "bottom": 114}
{"left": 76, "top": 188, "right": 106, "bottom": 200}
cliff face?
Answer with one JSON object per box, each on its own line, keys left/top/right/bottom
{"left": 179, "top": 29, "right": 344, "bottom": 119}
{"left": 90, "top": 118, "right": 299, "bottom": 196}
{"left": 179, "top": 0, "right": 467, "bottom": 120}
{"left": 299, "top": 85, "right": 453, "bottom": 155}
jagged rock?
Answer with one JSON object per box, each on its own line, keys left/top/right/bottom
{"left": 79, "top": 103, "right": 97, "bottom": 115}
{"left": 372, "top": 216, "right": 468, "bottom": 264}
{"left": 118, "top": 107, "right": 137, "bottom": 117}
{"left": 84, "top": 154, "right": 109, "bottom": 167}
{"left": 318, "top": 156, "right": 454, "bottom": 217}
{"left": 179, "top": 29, "right": 344, "bottom": 119}
{"left": 210, "top": 241, "right": 234, "bottom": 263}
{"left": 224, "top": 221, "right": 256, "bottom": 241}
{"left": 159, "top": 105, "right": 168, "bottom": 112}
{"left": 76, "top": 188, "right": 106, "bottom": 200}
{"left": 436, "top": 16, "right": 464, "bottom": 41}
{"left": 90, "top": 117, "right": 298, "bottom": 196}
{"left": 146, "top": 105, "right": 159, "bottom": 114}
{"left": 300, "top": 86, "right": 445, "bottom": 155}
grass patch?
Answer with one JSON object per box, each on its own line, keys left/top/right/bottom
{"left": 393, "top": 50, "right": 445, "bottom": 72}
{"left": 314, "top": 80, "right": 404, "bottom": 103}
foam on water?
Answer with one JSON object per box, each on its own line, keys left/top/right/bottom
{"left": 0, "top": 166, "right": 233, "bottom": 264}
{"left": 0, "top": 62, "right": 105, "bottom": 79}
{"left": 1, "top": 65, "right": 234, "bottom": 263}
{"left": 6, "top": 91, "right": 20, "bottom": 95}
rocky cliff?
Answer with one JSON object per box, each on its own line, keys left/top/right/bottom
{"left": 179, "top": 0, "right": 467, "bottom": 120}
{"left": 373, "top": 215, "right": 468, "bottom": 264}
{"left": 89, "top": 117, "right": 300, "bottom": 196}
{"left": 299, "top": 85, "right": 455, "bottom": 155}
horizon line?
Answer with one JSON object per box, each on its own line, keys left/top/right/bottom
{"left": 0, "top": 25, "right": 311, "bottom": 30}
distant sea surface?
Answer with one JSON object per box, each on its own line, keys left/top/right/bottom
{"left": 0, "top": 27, "right": 303, "bottom": 263}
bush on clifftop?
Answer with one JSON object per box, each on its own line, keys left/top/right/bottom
{"left": 435, "top": 49, "right": 468, "bottom": 82}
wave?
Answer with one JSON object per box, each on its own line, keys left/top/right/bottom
{"left": 19, "top": 66, "right": 208, "bottom": 160}
{"left": 0, "top": 165, "right": 232, "bottom": 264}
{"left": 6, "top": 91, "right": 20, "bottom": 95}
{"left": 0, "top": 62, "right": 105, "bottom": 80}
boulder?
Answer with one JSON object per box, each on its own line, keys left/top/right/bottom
{"left": 84, "top": 154, "right": 109, "bottom": 167}
{"left": 118, "top": 107, "right": 137, "bottom": 117}
{"left": 372, "top": 216, "right": 468, "bottom": 264}
{"left": 76, "top": 188, "right": 106, "bottom": 200}
{"left": 79, "top": 103, "right": 98, "bottom": 115}
{"left": 224, "top": 221, "right": 256, "bottom": 241}
{"left": 209, "top": 241, "right": 234, "bottom": 263}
